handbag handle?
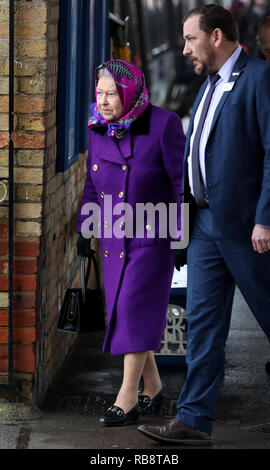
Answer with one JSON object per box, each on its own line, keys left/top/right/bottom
{"left": 91, "top": 254, "right": 101, "bottom": 289}
{"left": 67, "top": 255, "right": 82, "bottom": 289}
{"left": 81, "top": 255, "right": 101, "bottom": 304}
{"left": 67, "top": 253, "right": 101, "bottom": 304}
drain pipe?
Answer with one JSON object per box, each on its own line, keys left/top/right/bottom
{"left": 0, "top": 0, "right": 19, "bottom": 399}
{"left": 8, "top": 0, "right": 16, "bottom": 396}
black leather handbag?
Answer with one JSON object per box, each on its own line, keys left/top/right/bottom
{"left": 58, "top": 254, "right": 105, "bottom": 333}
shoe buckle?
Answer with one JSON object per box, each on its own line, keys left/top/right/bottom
{"left": 142, "top": 396, "right": 150, "bottom": 404}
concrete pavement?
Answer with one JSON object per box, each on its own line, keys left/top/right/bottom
{"left": 0, "top": 288, "right": 270, "bottom": 456}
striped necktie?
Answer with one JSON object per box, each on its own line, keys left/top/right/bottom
{"left": 191, "top": 73, "right": 220, "bottom": 208}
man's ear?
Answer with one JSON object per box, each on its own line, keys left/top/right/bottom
{"left": 211, "top": 28, "right": 223, "bottom": 48}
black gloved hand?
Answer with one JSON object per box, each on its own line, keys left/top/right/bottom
{"left": 76, "top": 233, "right": 95, "bottom": 257}
{"left": 173, "top": 248, "right": 187, "bottom": 271}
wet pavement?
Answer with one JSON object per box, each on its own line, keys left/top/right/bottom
{"left": 0, "top": 288, "right": 270, "bottom": 461}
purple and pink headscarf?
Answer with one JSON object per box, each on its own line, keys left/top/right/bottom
{"left": 88, "top": 59, "right": 151, "bottom": 137}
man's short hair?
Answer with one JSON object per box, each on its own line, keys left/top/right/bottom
{"left": 183, "top": 3, "right": 239, "bottom": 42}
{"left": 258, "top": 15, "right": 270, "bottom": 33}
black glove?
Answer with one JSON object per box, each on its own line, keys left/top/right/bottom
{"left": 76, "top": 234, "right": 95, "bottom": 257}
{"left": 173, "top": 248, "right": 187, "bottom": 271}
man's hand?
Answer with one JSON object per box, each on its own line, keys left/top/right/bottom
{"left": 251, "top": 225, "right": 270, "bottom": 253}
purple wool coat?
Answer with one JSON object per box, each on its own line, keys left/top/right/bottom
{"left": 77, "top": 104, "right": 186, "bottom": 355}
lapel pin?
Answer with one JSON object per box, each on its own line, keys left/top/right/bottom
{"left": 232, "top": 72, "right": 239, "bottom": 76}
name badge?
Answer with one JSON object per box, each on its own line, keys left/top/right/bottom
{"left": 222, "top": 82, "right": 235, "bottom": 92}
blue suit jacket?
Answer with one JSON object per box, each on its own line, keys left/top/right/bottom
{"left": 183, "top": 50, "right": 270, "bottom": 242}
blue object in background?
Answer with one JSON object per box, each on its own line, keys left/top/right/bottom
{"left": 57, "top": 0, "right": 110, "bottom": 172}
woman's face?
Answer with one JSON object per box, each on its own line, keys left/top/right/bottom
{"left": 96, "top": 76, "right": 123, "bottom": 121}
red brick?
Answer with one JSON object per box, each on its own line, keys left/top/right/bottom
{"left": 0, "top": 345, "right": 35, "bottom": 373}
{"left": 0, "top": 132, "right": 9, "bottom": 148}
{"left": 14, "top": 241, "right": 40, "bottom": 257}
{"left": 0, "top": 327, "right": 36, "bottom": 344}
{"left": 0, "top": 275, "right": 37, "bottom": 291}
{"left": 14, "top": 293, "right": 36, "bottom": 310}
{"left": 14, "top": 96, "right": 45, "bottom": 114}
{"left": 0, "top": 328, "right": 7, "bottom": 343}
{"left": 14, "top": 275, "right": 37, "bottom": 292}
{"left": 0, "top": 309, "right": 36, "bottom": 327}
{"left": 0, "top": 241, "right": 8, "bottom": 256}
{"left": 0, "top": 310, "right": 7, "bottom": 326}
{"left": 14, "top": 259, "right": 38, "bottom": 274}
{"left": 15, "top": 310, "right": 36, "bottom": 327}
{"left": 0, "top": 276, "right": 7, "bottom": 291}
{"left": 14, "top": 132, "right": 46, "bottom": 150}
{"left": 0, "top": 222, "right": 8, "bottom": 239}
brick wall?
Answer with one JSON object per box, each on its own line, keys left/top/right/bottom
{"left": 0, "top": 0, "right": 87, "bottom": 402}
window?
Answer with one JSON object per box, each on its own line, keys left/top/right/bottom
{"left": 56, "top": 0, "right": 110, "bottom": 172}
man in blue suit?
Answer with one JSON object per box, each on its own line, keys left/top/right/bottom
{"left": 138, "top": 4, "right": 270, "bottom": 445}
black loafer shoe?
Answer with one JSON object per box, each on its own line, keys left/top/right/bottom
{"left": 137, "top": 418, "right": 212, "bottom": 446}
{"left": 100, "top": 403, "right": 139, "bottom": 426}
{"left": 138, "top": 388, "right": 164, "bottom": 414}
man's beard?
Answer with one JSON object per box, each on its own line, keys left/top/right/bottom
{"left": 195, "top": 62, "right": 209, "bottom": 76}
{"left": 194, "top": 51, "right": 217, "bottom": 76}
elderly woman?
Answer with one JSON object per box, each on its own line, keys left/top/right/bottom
{"left": 76, "top": 59, "right": 185, "bottom": 426}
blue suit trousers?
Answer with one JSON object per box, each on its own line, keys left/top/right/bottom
{"left": 176, "top": 208, "right": 270, "bottom": 435}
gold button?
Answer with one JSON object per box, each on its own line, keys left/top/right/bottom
{"left": 119, "top": 222, "right": 125, "bottom": 229}
{"left": 119, "top": 191, "right": 124, "bottom": 198}
{"left": 104, "top": 221, "right": 109, "bottom": 228}
{"left": 120, "top": 252, "right": 124, "bottom": 259}
{"left": 97, "top": 222, "right": 101, "bottom": 228}
{"left": 122, "top": 165, "right": 127, "bottom": 171}
{"left": 104, "top": 250, "right": 109, "bottom": 258}
{"left": 100, "top": 191, "right": 104, "bottom": 198}
{"left": 146, "top": 224, "right": 152, "bottom": 231}
{"left": 92, "top": 164, "right": 98, "bottom": 171}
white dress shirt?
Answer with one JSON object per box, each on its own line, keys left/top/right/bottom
{"left": 187, "top": 45, "right": 242, "bottom": 196}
